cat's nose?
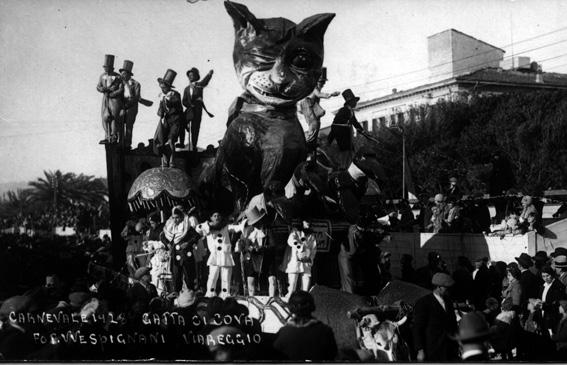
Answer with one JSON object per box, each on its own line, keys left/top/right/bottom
{"left": 269, "top": 60, "right": 289, "bottom": 85}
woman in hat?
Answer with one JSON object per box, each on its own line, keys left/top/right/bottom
{"left": 180, "top": 67, "right": 214, "bottom": 151}
{"left": 195, "top": 211, "right": 246, "bottom": 298}
{"left": 502, "top": 265, "right": 522, "bottom": 309}
{"left": 153, "top": 69, "right": 184, "bottom": 168}
{"left": 298, "top": 67, "right": 340, "bottom": 152}
{"left": 284, "top": 219, "right": 317, "bottom": 300}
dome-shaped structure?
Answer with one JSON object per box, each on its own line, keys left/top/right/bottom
{"left": 127, "top": 167, "right": 194, "bottom": 213}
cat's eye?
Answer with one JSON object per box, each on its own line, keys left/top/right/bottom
{"left": 290, "top": 53, "right": 313, "bottom": 69}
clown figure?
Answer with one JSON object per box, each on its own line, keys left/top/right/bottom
{"left": 196, "top": 211, "right": 246, "bottom": 298}
{"left": 285, "top": 220, "right": 317, "bottom": 300}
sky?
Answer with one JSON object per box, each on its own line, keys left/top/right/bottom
{"left": 1, "top": 0, "right": 566, "bottom": 184}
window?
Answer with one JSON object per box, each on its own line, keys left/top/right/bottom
{"left": 397, "top": 112, "right": 405, "bottom": 125}
{"left": 372, "top": 118, "right": 379, "bottom": 132}
{"left": 379, "top": 117, "right": 386, "bottom": 127}
{"left": 361, "top": 120, "right": 368, "bottom": 131}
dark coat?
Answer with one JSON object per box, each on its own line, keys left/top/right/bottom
{"left": 552, "top": 318, "right": 567, "bottom": 354}
{"left": 327, "top": 105, "right": 364, "bottom": 151}
{"left": 538, "top": 280, "right": 567, "bottom": 334}
{"left": 273, "top": 318, "right": 337, "bottom": 361}
{"left": 472, "top": 266, "right": 492, "bottom": 309}
{"left": 519, "top": 269, "right": 543, "bottom": 305}
{"left": 182, "top": 71, "right": 213, "bottom": 123}
{"left": 412, "top": 293, "right": 459, "bottom": 361}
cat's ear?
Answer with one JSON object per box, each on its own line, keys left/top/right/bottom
{"left": 296, "top": 13, "right": 335, "bottom": 41}
{"left": 224, "top": 1, "right": 263, "bottom": 32}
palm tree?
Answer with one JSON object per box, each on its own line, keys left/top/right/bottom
{"left": 28, "top": 170, "right": 108, "bottom": 212}
{"left": 0, "top": 188, "right": 35, "bottom": 218}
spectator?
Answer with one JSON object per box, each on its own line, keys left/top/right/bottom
{"left": 428, "top": 194, "right": 449, "bottom": 233}
{"left": 127, "top": 267, "right": 158, "bottom": 313}
{"left": 553, "top": 255, "right": 567, "bottom": 288}
{"left": 445, "top": 198, "right": 463, "bottom": 232}
{"left": 273, "top": 291, "right": 337, "bottom": 361}
{"left": 413, "top": 273, "right": 459, "bottom": 361}
{"left": 535, "top": 265, "right": 566, "bottom": 337}
{"left": 445, "top": 177, "right": 463, "bottom": 202}
{"left": 516, "top": 253, "right": 543, "bottom": 309}
{"left": 502, "top": 265, "right": 522, "bottom": 310}
{"left": 551, "top": 300, "right": 567, "bottom": 358}
{"left": 415, "top": 251, "right": 447, "bottom": 290}
{"left": 471, "top": 257, "right": 491, "bottom": 310}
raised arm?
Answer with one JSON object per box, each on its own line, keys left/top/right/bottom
{"left": 199, "top": 70, "right": 214, "bottom": 87}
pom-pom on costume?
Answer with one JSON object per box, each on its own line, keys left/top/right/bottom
{"left": 196, "top": 220, "right": 245, "bottom": 298}
{"left": 285, "top": 228, "right": 317, "bottom": 299}
{"left": 162, "top": 207, "right": 201, "bottom": 294}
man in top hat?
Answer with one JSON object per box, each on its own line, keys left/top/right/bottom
{"left": 96, "top": 54, "right": 124, "bottom": 144}
{"left": 120, "top": 60, "right": 141, "bottom": 150}
{"left": 180, "top": 67, "right": 214, "bottom": 151}
{"left": 553, "top": 255, "right": 567, "bottom": 289}
{"left": 298, "top": 67, "right": 340, "bottom": 152}
{"left": 413, "top": 272, "right": 459, "bottom": 361}
{"left": 327, "top": 89, "right": 367, "bottom": 169}
{"left": 153, "top": 69, "right": 184, "bottom": 168}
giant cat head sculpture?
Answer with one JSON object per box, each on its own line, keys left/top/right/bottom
{"left": 225, "top": 1, "right": 335, "bottom": 106}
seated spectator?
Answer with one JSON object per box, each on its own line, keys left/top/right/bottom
{"left": 445, "top": 198, "right": 463, "bottom": 232}
{"left": 273, "top": 290, "right": 337, "bottom": 361}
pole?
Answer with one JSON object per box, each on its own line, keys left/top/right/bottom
{"left": 402, "top": 130, "right": 406, "bottom": 200}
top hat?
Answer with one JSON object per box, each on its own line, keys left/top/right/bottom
{"left": 186, "top": 67, "right": 201, "bottom": 80}
{"left": 454, "top": 312, "right": 491, "bottom": 343}
{"left": 319, "top": 67, "right": 328, "bottom": 81}
{"left": 119, "top": 60, "right": 134, "bottom": 75}
{"left": 158, "top": 69, "right": 177, "bottom": 88}
{"left": 103, "top": 54, "right": 115, "bottom": 68}
{"left": 515, "top": 253, "right": 533, "bottom": 268}
{"left": 245, "top": 206, "right": 266, "bottom": 226}
{"left": 342, "top": 89, "right": 360, "bottom": 104}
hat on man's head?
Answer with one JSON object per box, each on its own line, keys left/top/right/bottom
{"left": 551, "top": 247, "right": 567, "bottom": 258}
{"left": 158, "top": 69, "right": 177, "bottom": 88}
{"left": 342, "top": 89, "right": 360, "bottom": 104}
{"left": 319, "top": 67, "right": 328, "bottom": 81}
{"left": 454, "top": 311, "right": 491, "bottom": 343}
{"left": 532, "top": 250, "right": 548, "bottom": 263}
{"left": 134, "top": 267, "right": 151, "bottom": 280}
{"left": 515, "top": 253, "right": 533, "bottom": 268}
{"left": 186, "top": 67, "right": 201, "bottom": 80}
{"left": 119, "top": 60, "right": 134, "bottom": 75}
{"left": 103, "top": 54, "right": 115, "bottom": 68}
{"left": 449, "top": 177, "right": 458, "bottom": 183}
{"left": 554, "top": 255, "right": 567, "bottom": 268}
{"left": 432, "top": 272, "right": 455, "bottom": 287}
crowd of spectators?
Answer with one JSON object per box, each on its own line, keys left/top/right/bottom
{"left": 2, "top": 226, "right": 567, "bottom": 361}
{"left": 0, "top": 203, "right": 107, "bottom": 234}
